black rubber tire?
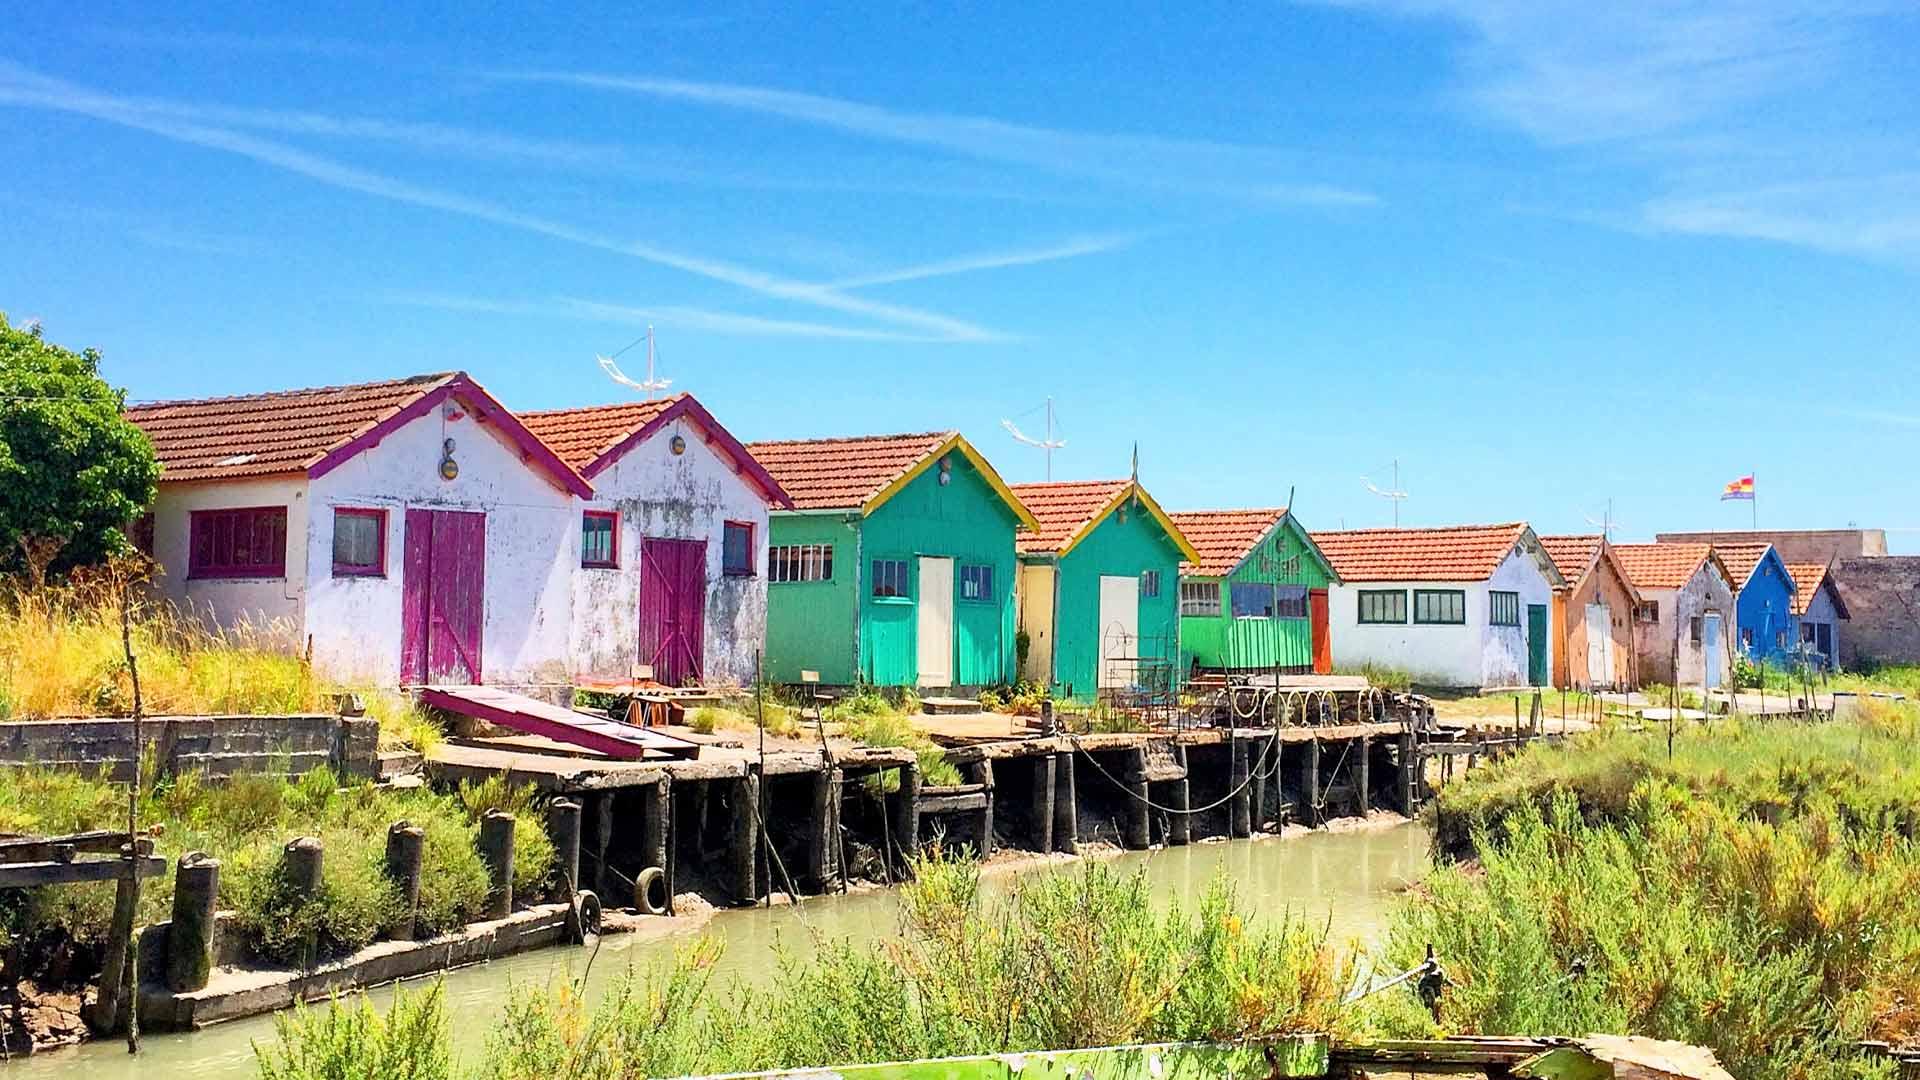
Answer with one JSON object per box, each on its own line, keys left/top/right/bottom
{"left": 633, "top": 866, "right": 669, "bottom": 916}
{"left": 572, "top": 889, "right": 603, "bottom": 939}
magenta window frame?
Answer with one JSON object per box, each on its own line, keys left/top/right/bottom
{"left": 187, "top": 506, "right": 288, "bottom": 580}
{"left": 722, "top": 520, "right": 755, "bottom": 577}
{"left": 582, "top": 510, "right": 620, "bottom": 569}
{"left": 331, "top": 507, "right": 387, "bottom": 578}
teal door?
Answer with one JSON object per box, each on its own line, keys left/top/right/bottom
{"left": 1526, "top": 604, "right": 1549, "bottom": 686}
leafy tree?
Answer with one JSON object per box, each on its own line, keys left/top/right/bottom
{"left": 0, "top": 313, "right": 159, "bottom": 578}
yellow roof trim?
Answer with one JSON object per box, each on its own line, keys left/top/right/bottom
{"left": 1056, "top": 482, "right": 1204, "bottom": 565}
{"left": 860, "top": 432, "right": 1041, "bottom": 530}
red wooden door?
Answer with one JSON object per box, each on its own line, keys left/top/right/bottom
{"left": 401, "top": 509, "right": 486, "bottom": 685}
{"left": 1309, "top": 588, "right": 1332, "bottom": 674}
{"left": 639, "top": 538, "right": 706, "bottom": 686}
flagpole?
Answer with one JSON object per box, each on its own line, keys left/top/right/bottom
{"left": 1751, "top": 470, "right": 1757, "bottom": 530}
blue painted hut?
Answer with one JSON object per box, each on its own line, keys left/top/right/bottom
{"left": 1715, "top": 541, "right": 1799, "bottom": 665}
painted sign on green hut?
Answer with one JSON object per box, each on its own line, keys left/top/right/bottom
{"left": 1011, "top": 479, "right": 1200, "bottom": 700}
{"left": 747, "top": 431, "right": 1038, "bottom": 688}
{"left": 1168, "top": 508, "right": 1339, "bottom": 675}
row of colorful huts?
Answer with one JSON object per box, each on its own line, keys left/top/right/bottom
{"left": 122, "top": 372, "right": 1844, "bottom": 696}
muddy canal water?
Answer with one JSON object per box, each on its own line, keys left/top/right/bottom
{"left": 9, "top": 822, "right": 1430, "bottom": 1080}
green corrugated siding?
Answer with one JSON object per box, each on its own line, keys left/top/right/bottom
{"left": 764, "top": 513, "right": 860, "bottom": 683}
{"left": 859, "top": 454, "right": 1021, "bottom": 688}
{"left": 1049, "top": 507, "right": 1184, "bottom": 701}
{"left": 1180, "top": 516, "right": 1332, "bottom": 672}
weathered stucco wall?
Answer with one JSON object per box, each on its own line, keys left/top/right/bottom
{"left": 149, "top": 475, "right": 309, "bottom": 648}
{"left": 1480, "top": 548, "right": 1554, "bottom": 688}
{"left": 1329, "top": 548, "right": 1553, "bottom": 689}
{"left": 1633, "top": 564, "right": 1733, "bottom": 688}
{"left": 568, "top": 413, "right": 772, "bottom": 687}
{"left": 1832, "top": 556, "right": 1920, "bottom": 667}
{"left": 306, "top": 395, "right": 576, "bottom": 687}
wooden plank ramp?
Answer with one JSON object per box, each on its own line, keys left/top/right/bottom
{"left": 420, "top": 685, "right": 700, "bottom": 761}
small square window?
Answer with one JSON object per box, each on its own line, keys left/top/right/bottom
{"left": 723, "top": 521, "right": 755, "bottom": 577}
{"left": 959, "top": 564, "right": 994, "bottom": 601}
{"left": 1274, "top": 584, "right": 1308, "bottom": 619}
{"left": 1634, "top": 601, "right": 1659, "bottom": 623}
{"left": 332, "top": 508, "right": 386, "bottom": 577}
{"left": 872, "top": 559, "right": 910, "bottom": 599}
{"left": 1413, "top": 590, "right": 1466, "bottom": 625}
{"left": 581, "top": 511, "right": 618, "bottom": 568}
{"left": 1140, "top": 569, "right": 1161, "bottom": 599}
{"left": 1179, "top": 581, "right": 1221, "bottom": 617}
{"left": 1358, "top": 590, "right": 1408, "bottom": 624}
{"left": 1232, "top": 582, "right": 1276, "bottom": 619}
{"left": 1489, "top": 590, "right": 1521, "bottom": 627}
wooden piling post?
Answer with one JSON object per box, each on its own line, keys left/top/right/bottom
{"left": 728, "top": 773, "right": 760, "bottom": 905}
{"left": 968, "top": 759, "right": 996, "bottom": 858}
{"left": 1306, "top": 738, "right": 1323, "bottom": 827}
{"left": 478, "top": 811, "right": 516, "bottom": 920}
{"left": 384, "top": 822, "right": 425, "bottom": 940}
{"left": 164, "top": 852, "right": 220, "bottom": 993}
{"left": 1028, "top": 754, "right": 1055, "bottom": 854}
{"left": 86, "top": 836, "right": 151, "bottom": 1036}
{"left": 808, "top": 766, "right": 842, "bottom": 891}
{"left": 1357, "top": 735, "right": 1371, "bottom": 815}
{"left": 889, "top": 762, "right": 921, "bottom": 866}
{"left": 592, "top": 792, "right": 615, "bottom": 899}
{"left": 1167, "top": 743, "right": 1191, "bottom": 846}
{"left": 1229, "top": 736, "right": 1252, "bottom": 838}
{"left": 643, "top": 776, "right": 673, "bottom": 906}
{"left": 1052, "top": 750, "right": 1077, "bottom": 855}
{"left": 547, "top": 800, "right": 582, "bottom": 899}
{"left": 1399, "top": 730, "right": 1417, "bottom": 814}
{"left": 1123, "top": 747, "right": 1151, "bottom": 850}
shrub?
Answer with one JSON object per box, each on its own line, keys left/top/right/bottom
{"left": 457, "top": 776, "right": 557, "bottom": 901}
{"left": 257, "top": 980, "right": 453, "bottom": 1080}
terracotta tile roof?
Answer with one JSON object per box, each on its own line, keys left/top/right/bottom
{"left": 1612, "top": 542, "right": 1714, "bottom": 591}
{"left": 744, "top": 431, "right": 954, "bottom": 511}
{"left": 1311, "top": 522, "right": 1532, "bottom": 583}
{"left": 1711, "top": 541, "right": 1772, "bottom": 587}
{"left": 1168, "top": 508, "right": 1288, "bottom": 577}
{"left": 1010, "top": 480, "right": 1130, "bottom": 554}
{"left": 125, "top": 373, "right": 459, "bottom": 482}
{"left": 519, "top": 395, "right": 680, "bottom": 471}
{"left": 1539, "top": 534, "right": 1604, "bottom": 584}
{"left": 1786, "top": 562, "right": 1830, "bottom": 616}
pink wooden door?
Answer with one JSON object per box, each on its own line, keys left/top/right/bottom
{"left": 401, "top": 509, "right": 486, "bottom": 685}
{"left": 639, "top": 538, "right": 706, "bottom": 686}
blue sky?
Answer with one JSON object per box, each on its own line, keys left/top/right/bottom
{"left": 4, "top": 3, "right": 1918, "bottom": 548}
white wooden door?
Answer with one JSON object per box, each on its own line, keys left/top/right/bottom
{"left": 1585, "top": 602, "right": 1614, "bottom": 686}
{"left": 1098, "top": 574, "right": 1140, "bottom": 690}
{"left": 916, "top": 556, "right": 954, "bottom": 688}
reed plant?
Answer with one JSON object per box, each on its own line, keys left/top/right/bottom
{"left": 259, "top": 851, "right": 1355, "bottom": 1078}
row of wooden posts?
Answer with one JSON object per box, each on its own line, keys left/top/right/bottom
{"left": 151, "top": 801, "right": 588, "bottom": 997}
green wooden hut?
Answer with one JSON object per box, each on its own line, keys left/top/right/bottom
{"left": 746, "top": 431, "right": 1038, "bottom": 688}
{"left": 1009, "top": 479, "right": 1201, "bottom": 701}
{"left": 1167, "top": 508, "right": 1340, "bottom": 675}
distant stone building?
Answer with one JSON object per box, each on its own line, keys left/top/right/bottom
{"left": 1654, "top": 528, "right": 1886, "bottom": 564}
{"left": 1828, "top": 557, "right": 1920, "bottom": 668}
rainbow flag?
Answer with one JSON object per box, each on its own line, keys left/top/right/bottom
{"left": 1720, "top": 474, "right": 1755, "bottom": 501}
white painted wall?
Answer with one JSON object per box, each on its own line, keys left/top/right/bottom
{"left": 1328, "top": 547, "right": 1555, "bottom": 688}
{"left": 567, "top": 413, "right": 772, "bottom": 687}
{"left": 148, "top": 475, "right": 309, "bottom": 651}
{"left": 305, "top": 396, "right": 577, "bottom": 688}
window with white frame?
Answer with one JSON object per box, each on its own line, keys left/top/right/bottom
{"left": 770, "top": 544, "right": 833, "bottom": 583}
{"left": 1179, "top": 581, "right": 1221, "bottom": 617}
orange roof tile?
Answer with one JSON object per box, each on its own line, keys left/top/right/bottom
{"left": 1311, "top": 522, "right": 1535, "bottom": 583}
{"left": 124, "top": 372, "right": 592, "bottom": 496}
{"left": 1168, "top": 508, "right": 1288, "bottom": 577}
{"left": 1711, "top": 541, "right": 1772, "bottom": 587}
{"left": 127, "top": 373, "right": 459, "bottom": 482}
{"left": 1009, "top": 480, "right": 1131, "bottom": 554}
{"left": 1539, "top": 534, "right": 1604, "bottom": 583}
{"left": 1786, "top": 562, "right": 1830, "bottom": 616}
{"left": 744, "top": 431, "right": 952, "bottom": 511}
{"left": 520, "top": 395, "right": 680, "bottom": 471}
{"left": 1611, "top": 543, "right": 1715, "bottom": 591}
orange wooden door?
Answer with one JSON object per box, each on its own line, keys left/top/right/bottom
{"left": 1309, "top": 588, "right": 1332, "bottom": 674}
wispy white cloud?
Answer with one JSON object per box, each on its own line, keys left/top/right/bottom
{"left": 390, "top": 292, "right": 961, "bottom": 342}
{"left": 0, "top": 62, "right": 1004, "bottom": 342}
{"left": 1313, "top": 1, "right": 1920, "bottom": 260}
{"left": 823, "top": 233, "right": 1141, "bottom": 290}
{"left": 490, "top": 71, "right": 1380, "bottom": 207}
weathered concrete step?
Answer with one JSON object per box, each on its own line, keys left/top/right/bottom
{"left": 920, "top": 696, "right": 981, "bottom": 716}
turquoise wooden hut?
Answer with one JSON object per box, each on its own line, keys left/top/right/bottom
{"left": 746, "top": 431, "right": 1038, "bottom": 689}
{"left": 1009, "top": 479, "right": 1201, "bottom": 700}
{"left": 1167, "top": 508, "right": 1340, "bottom": 675}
